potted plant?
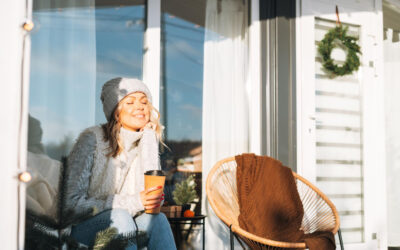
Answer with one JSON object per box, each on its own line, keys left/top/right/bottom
{"left": 172, "top": 175, "right": 198, "bottom": 217}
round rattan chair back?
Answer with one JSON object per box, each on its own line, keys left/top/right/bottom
{"left": 206, "top": 157, "right": 341, "bottom": 249}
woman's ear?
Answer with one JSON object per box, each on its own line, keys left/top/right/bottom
{"left": 113, "top": 106, "right": 121, "bottom": 122}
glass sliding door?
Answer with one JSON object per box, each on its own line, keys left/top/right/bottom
{"left": 25, "top": 0, "right": 252, "bottom": 248}
{"left": 160, "top": 0, "right": 206, "bottom": 216}
{"left": 160, "top": 0, "right": 250, "bottom": 248}
{"left": 26, "top": 0, "right": 145, "bottom": 247}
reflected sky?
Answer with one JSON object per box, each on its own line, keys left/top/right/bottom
{"left": 29, "top": 4, "right": 204, "bottom": 151}
{"left": 29, "top": 5, "right": 144, "bottom": 146}
{"left": 162, "top": 14, "right": 204, "bottom": 141}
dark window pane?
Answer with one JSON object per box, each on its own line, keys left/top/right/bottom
{"left": 160, "top": 0, "right": 205, "bottom": 217}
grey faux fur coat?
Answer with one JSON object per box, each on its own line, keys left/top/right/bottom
{"left": 64, "top": 125, "right": 160, "bottom": 218}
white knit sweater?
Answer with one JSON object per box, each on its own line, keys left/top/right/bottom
{"left": 64, "top": 126, "right": 160, "bottom": 219}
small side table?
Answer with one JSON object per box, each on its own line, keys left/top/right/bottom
{"left": 167, "top": 215, "right": 206, "bottom": 250}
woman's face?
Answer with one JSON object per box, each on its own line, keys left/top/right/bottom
{"left": 118, "top": 92, "right": 150, "bottom": 131}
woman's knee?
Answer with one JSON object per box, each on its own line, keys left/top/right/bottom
{"left": 110, "top": 209, "right": 136, "bottom": 234}
{"left": 154, "top": 212, "right": 168, "bottom": 224}
{"left": 151, "top": 213, "right": 171, "bottom": 230}
{"left": 136, "top": 212, "right": 170, "bottom": 231}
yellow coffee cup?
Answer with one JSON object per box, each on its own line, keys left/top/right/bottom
{"left": 144, "top": 170, "right": 166, "bottom": 214}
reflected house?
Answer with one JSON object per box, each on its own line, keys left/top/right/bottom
{"left": 176, "top": 145, "right": 202, "bottom": 173}
{"left": 2, "top": 0, "right": 400, "bottom": 249}
{"left": 26, "top": 115, "right": 60, "bottom": 221}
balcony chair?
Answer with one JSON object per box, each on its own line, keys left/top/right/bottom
{"left": 206, "top": 157, "right": 344, "bottom": 249}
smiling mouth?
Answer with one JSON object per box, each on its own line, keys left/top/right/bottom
{"left": 133, "top": 114, "right": 145, "bottom": 118}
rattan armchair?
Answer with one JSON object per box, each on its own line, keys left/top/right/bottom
{"left": 206, "top": 157, "right": 344, "bottom": 249}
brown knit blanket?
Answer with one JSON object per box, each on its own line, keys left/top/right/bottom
{"left": 236, "top": 153, "right": 336, "bottom": 250}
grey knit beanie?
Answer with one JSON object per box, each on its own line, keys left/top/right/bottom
{"left": 100, "top": 77, "right": 153, "bottom": 121}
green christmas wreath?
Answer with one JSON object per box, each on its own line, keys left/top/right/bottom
{"left": 318, "top": 25, "right": 361, "bottom": 77}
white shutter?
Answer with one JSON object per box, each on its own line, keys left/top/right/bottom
{"left": 314, "top": 18, "right": 364, "bottom": 244}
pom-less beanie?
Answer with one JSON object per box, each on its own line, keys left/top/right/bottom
{"left": 100, "top": 77, "right": 153, "bottom": 121}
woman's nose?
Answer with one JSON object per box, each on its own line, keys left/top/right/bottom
{"left": 134, "top": 102, "right": 145, "bottom": 110}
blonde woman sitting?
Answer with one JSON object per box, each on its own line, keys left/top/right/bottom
{"left": 64, "top": 78, "right": 176, "bottom": 250}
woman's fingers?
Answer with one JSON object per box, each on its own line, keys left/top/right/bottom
{"left": 140, "top": 122, "right": 156, "bottom": 132}
{"left": 144, "top": 197, "right": 163, "bottom": 207}
{"left": 146, "top": 194, "right": 163, "bottom": 201}
{"left": 141, "top": 187, "right": 164, "bottom": 209}
{"left": 145, "top": 185, "right": 163, "bottom": 194}
{"left": 144, "top": 203, "right": 161, "bottom": 209}
{"left": 145, "top": 122, "right": 157, "bottom": 130}
{"left": 144, "top": 194, "right": 164, "bottom": 203}
{"left": 144, "top": 198, "right": 162, "bottom": 206}
{"left": 148, "top": 122, "right": 156, "bottom": 129}
{"left": 143, "top": 191, "right": 164, "bottom": 207}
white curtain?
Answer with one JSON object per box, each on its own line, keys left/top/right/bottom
{"left": 384, "top": 28, "right": 400, "bottom": 247}
{"left": 202, "top": 0, "right": 249, "bottom": 248}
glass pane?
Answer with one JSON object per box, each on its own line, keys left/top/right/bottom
{"left": 160, "top": 1, "right": 205, "bottom": 217}
{"left": 160, "top": 1, "right": 250, "bottom": 249}
{"left": 26, "top": 0, "right": 145, "bottom": 248}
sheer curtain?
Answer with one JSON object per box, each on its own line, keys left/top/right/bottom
{"left": 202, "top": 0, "right": 249, "bottom": 248}
{"left": 384, "top": 28, "right": 400, "bottom": 247}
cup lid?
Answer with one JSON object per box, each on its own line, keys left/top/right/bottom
{"left": 144, "top": 170, "right": 165, "bottom": 176}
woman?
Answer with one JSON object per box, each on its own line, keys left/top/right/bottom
{"left": 64, "top": 77, "right": 176, "bottom": 250}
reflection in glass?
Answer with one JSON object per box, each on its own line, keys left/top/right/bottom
{"left": 26, "top": 1, "right": 145, "bottom": 248}
{"left": 30, "top": 1, "right": 145, "bottom": 160}
{"left": 160, "top": 2, "right": 250, "bottom": 249}
{"left": 160, "top": 1, "right": 205, "bottom": 217}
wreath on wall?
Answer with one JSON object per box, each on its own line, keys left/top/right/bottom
{"left": 318, "top": 25, "right": 361, "bottom": 77}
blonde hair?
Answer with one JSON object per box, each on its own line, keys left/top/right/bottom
{"left": 101, "top": 101, "right": 164, "bottom": 158}
{"left": 148, "top": 102, "right": 163, "bottom": 141}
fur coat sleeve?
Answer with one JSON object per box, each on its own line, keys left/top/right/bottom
{"left": 64, "top": 127, "right": 160, "bottom": 218}
{"left": 64, "top": 129, "right": 106, "bottom": 218}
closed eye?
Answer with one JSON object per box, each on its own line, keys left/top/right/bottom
{"left": 140, "top": 98, "right": 148, "bottom": 104}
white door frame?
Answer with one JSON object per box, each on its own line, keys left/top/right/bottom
{"left": 249, "top": 0, "right": 262, "bottom": 155}
{"left": 296, "top": 0, "right": 387, "bottom": 249}
{"left": 0, "top": 0, "right": 32, "bottom": 249}
{"left": 143, "top": 0, "right": 161, "bottom": 110}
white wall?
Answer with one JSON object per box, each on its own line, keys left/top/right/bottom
{"left": 384, "top": 28, "right": 400, "bottom": 247}
{"left": 0, "top": 1, "right": 30, "bottom": 249}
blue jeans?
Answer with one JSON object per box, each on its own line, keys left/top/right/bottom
{"left": 70, "top": 209, "right": 176, "bottom": 250}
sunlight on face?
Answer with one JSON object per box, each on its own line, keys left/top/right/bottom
{"left": 118, "top": 92, "right": 150, "bottom": 131}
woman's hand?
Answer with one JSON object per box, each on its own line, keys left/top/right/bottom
{"left": 140, "top": 186, "right": 164, "bottom": 210}
{"left": 140, "top": 122, "right": 157, "bottom": 131}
